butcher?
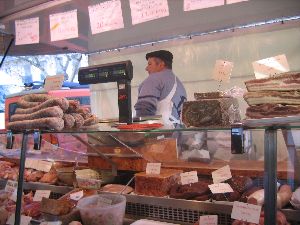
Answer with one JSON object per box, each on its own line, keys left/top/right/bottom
{"left": 134, "top": 50, "right": 187, "bottom": 128}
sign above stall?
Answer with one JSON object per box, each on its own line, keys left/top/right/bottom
{"left": 15, "top": 17, "right": 39, "bottom": 45}
{"left": 252, "top": 54, "right": 290, "bottom": 79}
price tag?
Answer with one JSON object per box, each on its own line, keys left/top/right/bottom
{"left": 146, "top": 163, "right": 161, "bottom": 175}
{"left": 157, "top": 135, "right": 165, "bottom": 140}
{"left": 70, "top": 190, "right": 84, "bottom": 201}
{"left": 9, "top": 189, "right": 18, "bottom": 202}
{"left": 40, "top": 221, "right": 62, "bottom": 225}
{"left": 33, "top": 190, "right": 51, "bottom": 202}
{"left": 5, "top": 180, "right": 18, "bottom": 193}
{"left": 180, "top": 171, "right": 198, "bottom": 185}
{"left": 15, "top": 17, "right": 39, "bottom": 45}
{"left": 199, "top": 215, "right": 218, "bottom": 225}
{"left": 7, "top": 214, "right": 32, "bottom": 225}
{"left": 212, "top": 165, "right": 232, "bottom": 184}
{"left": 252, "top": 54, "right": 290, "bottom": 79}
{"left": 44, "top": 74, "right": 64, "bottom": 91}
{"left": 208, "top": 183, "right": 233, "bottom": 194}
{"left": 213, "top": 60, "right": 233, "bottom": 83}
{"left": 37, "top": 160, "right": 53, "bottom": 172}
{"left": 97, "top": 196, "right": 112, "bottom": 207}
{"left": 25, "top": 158, "right": 37, "bottom": 169}
{"left": 231, "top": 201, "right": 262, "bottom": 224}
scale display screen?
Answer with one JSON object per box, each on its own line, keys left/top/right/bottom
{"left": 78, "top": 60, "right": 133, "bottom": 84}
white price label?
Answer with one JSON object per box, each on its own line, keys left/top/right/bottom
{"left": 157, "top": 135, "right": 165, "bottom": 140}
{"left": 40, "top": 222, "right": 62, "bottom": 225}
{"left": 7, "top": 214, "right": 32, "bottom": 225}
{"left": 5, "top": 180, "right": 18, "bottom": 193}
{"left": 70, "top": 190, "right": 84, "bottom": 201}
{"left": 212, "top": 165, "right": 232, "bottom": 184}
{"left": 25, "top": 158, "right": 38, "bottom": 169}
{"left": 252, "top": 54, "right": 290, "bottom": 79}
{"left": 180, "top": 171, "right": 198, "bottom": 185}
{"left": 37, "top": 160, "right": 53, "bottom": 172}
{"left": 231, "top": 201, "right": 262, "bottom": 224}
{"left": 146, "top": 163, "right": 161, "bottom": 175}
{"left": 213, "top": 60, "right": 233, "bottom": 83}
{"left": 33, "top": 190, "right": 51, "bottom": 202}
{"left": 10, "top": 189, "right": 18, "bottom": 202}
{"left": 44, "top": 74, "right": 64, "bottom": 91}
{"left": 97, "top": 196, "right": 112, "bottom": 207}
{"left": 199, "top": 215, "right": 218, "bottom": 225}
{"left": 208, "top": 183, "right": 233, "bottom": 194}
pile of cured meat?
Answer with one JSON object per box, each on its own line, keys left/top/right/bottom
{"left": 7, "top": 94, "right": 98, "bottom": 131}
{"left": 243, "top": 71, "right": 300, "bottom": 119}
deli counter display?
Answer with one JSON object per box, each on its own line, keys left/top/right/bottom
{"left": 0, "top": 123, "right": 299, "bottom": 225}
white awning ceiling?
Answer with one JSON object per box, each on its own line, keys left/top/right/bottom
{"left": 0, "top": 0, "right": 299, "bottom": 56}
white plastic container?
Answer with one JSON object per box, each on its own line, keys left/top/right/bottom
{"left": 77, "top": 193, "right": 126, "bottom": 225}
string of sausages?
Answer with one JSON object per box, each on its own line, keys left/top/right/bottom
{"left": 7, "top": 94, "right": 98, "bottom": 131}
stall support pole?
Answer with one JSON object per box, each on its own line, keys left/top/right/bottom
{"left": 264, "top": 128, "right": 277, "bottom": 225}
{"left": 15, "top": 132, "right": 28, "bottom": 225}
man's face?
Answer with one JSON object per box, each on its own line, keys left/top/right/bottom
{"left": 146, "top": 57, "right": 165, "bottom": 74}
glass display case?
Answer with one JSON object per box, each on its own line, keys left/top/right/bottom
{"left": 0, "top": 121, "right": 300, "bottom": 225}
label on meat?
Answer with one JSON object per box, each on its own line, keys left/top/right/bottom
{"left": 231, "top": 201, "right": 262, "bottom": 224}
{"left": 199, "top": 215, "right": 218, "bottom": 225}
{"left": 70, "top": 190, "right": 84, "bottom": 201}
{"left": 33, "top": 190, "right": 51, "bottom": 202}
{"left": 180, "top": 171, "right": 198, "bottom": 185}
{"left": 212, "top": 165, "right": 232, "bottom": 184}
{"left": 146, "top": 163, "right": 161, "bottom": 175}
{"left": 208, "top": 183, "right": 233, "bottom": 194}
{"left": 5, "top": 180, "right": 18, "bottom": 193}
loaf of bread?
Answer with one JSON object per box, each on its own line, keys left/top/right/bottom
{"left": 135, "top": 169, "right": 182, "bottom": 197}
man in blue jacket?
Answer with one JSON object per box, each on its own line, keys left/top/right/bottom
{"left": 134, "top": 50, "right": 187, "bottom": 128}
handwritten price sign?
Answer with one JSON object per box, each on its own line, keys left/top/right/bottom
{"left": 146, "top": 163, "right": 161, "bottom": 175}
{"left": 252, "top": 54, "right": 290, "bottom": 79}
{"left": 15, "top": 17, "right": 39, "bottom": 45}
{"left": 231, "top": 201, "right": 262, "bottom": 224}
{"left": 213, "top": 60, "right": 233, "bottom": 83}
{"left": 184, "top": 0, "right": 224, "bottom": 11}
{"left": 50, "top": 9, "right": 78, "bottom": 41}
{"left": 88, "top": 0, "right": 124, "bottom": 34}
{"left": 129, "top": 0, "right": 169, "bottom": 25}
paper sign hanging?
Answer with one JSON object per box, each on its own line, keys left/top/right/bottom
{"left": 199, "top": 215, "right": 218, "bottom": 225}
{"left": 129, "top": 0, "right": 169, "bottom": 25}
{"left": 44, "top": 74, "right": 64, "bottom": 91}
{"left": 208, "top": 183, "right": 233, "bottom": 194}
{"left": 33, "top": 190, "right": 51, "bottom": 202}
{"left": 184, "top": 0, "right": 224, "bottom": 11}
{"left": 226, "top": 0, "right": 248, "bottom": 4}
{"left": 212, "top": 165, "right": 232, "bottom": 183}
{"left": 231, "top": 201, "right": 262, "bottom": 224}
{"left": 88, "top": 0, "right": 124, "bottom": 34}
{"left": 50, "top": 9, "right": 78, "bottom": 42}
{"left": 252, "top": 54, "right": 290, "bottom": 79}
{"left": 146, "top": 163, "right": 161, "bottom": 175}
{"left": 7, "top": 214, "right": 32, "bottom": 225}
{"left": 213, "top": 60, "right": 233, "bottom": 83}
{"left": 180, "top": 171, "right": 198, "bottom": 185}
{"left": 15, "top": 17, "right": 39, "bottom": 45}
